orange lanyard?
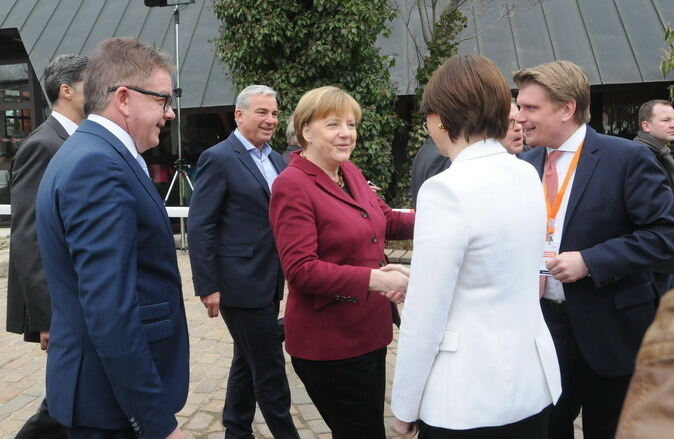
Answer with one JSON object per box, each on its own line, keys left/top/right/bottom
{"left": 545, "top": 141, "right": 584, "bottom": 240}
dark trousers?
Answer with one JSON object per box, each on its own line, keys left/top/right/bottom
{"left": 221, "top": 303, "right": 298, "bottom": 439}
{"left": 15, "top": 398, "right": 67, "bottom": 439}
{"left": 418, "top": 406, "right": 550, "bottom": 439}
{"left": 541, "top": 299, "right": 631, "bottom": 439}
{"left": 291, "top": 347, "right": 387, "bottom": 439}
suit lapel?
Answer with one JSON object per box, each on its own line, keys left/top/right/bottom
{"left": 294, "top": 157, "right": 365, "bottom": 211}
{"left": 44, "top": 115, "right": 69, "bottom": 142}
{"left": 80, "top": 120, "right": 173, "bottom": 237}
{"left": 532, "top": 147, "right": 545, "bottom": 178}
{"left": 562, "top": 128, "right": 599, "bottom": 232}
{"left": 231, "top": 136, "right": 272, "bottom": 197}
{"left": 269, "top": 150, "right": 286, "bottom": 176}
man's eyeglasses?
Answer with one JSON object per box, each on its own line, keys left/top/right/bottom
{"left": 108, "top": 85, "right": 173, "bottom": 112}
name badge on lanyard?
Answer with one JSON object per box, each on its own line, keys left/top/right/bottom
{"left": 539, "top": 142, "right": 584, "bottom": 276}
{"left": 540, "top": 238, "right": 560, "bottom": 276}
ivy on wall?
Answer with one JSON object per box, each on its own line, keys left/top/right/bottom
{"left": 213, "top": 0, "right": 401, "bottom": 198}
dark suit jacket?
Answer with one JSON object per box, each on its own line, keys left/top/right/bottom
{"left": 36, "top": 119, "right": 189, "bottom": 438}
{"left": 410, "top": 137, "right": 450, "bottom": 208}
{"left": 269, "top": 155, "right": 414, "bottom": 361}
{"left": 521, "top": 126, "right": 674, "bottom": 377}
{"left": 6, "top": 115, "right": 67, "bottom": 342}
{"left": 188, "top": 132, "right": 286, "bottom": 308}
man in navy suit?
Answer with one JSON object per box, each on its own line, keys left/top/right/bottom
{"left": 36, "top": 38, "right": 189, "bottom": 439}
{"left": 188, "top": 85, "right": 298, "bottom": 439}
{"left": 515, "top": 61, "right": 674, "bottom": 439}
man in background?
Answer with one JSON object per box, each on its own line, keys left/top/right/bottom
{"left": 282, "top": 115, "right": 301, "bottom": 165}
{"left": 409, "top": 137, "right": 450, "bottom": 209}
{"left": 634, "top": 99, "right": 674, "bottom": 295}
{"left": 188, "top": 85, "right": 298, "bottom": 439}
{"left": 6, "top": 54, "right": 87, "bottom": 439}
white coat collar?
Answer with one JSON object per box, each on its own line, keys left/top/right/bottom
{"left": 452, "top": 138, "right": 507, "bottom": 163}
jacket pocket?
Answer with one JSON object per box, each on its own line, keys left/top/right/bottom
{"left": 218, "top": 244, "right": 254, "bottom": 258}
{"left": 139, "top": 302, "right": 170, "bottom": 321}
{"left": 143, "top": 319, "right": 174, "bottom": 342}
{"left": 313, "top": 295, "right": 335, "bottom": 310}
{"left": 613, "top": 283, "right": 656, "bottom": 310}
{"left": 438, "top": 330, "right": 459, "bottom": 352}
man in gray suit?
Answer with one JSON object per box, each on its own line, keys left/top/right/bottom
{"left": 5, "top": 54, "right": 87, "bottom": 439}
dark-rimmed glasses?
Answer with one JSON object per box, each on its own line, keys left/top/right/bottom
{"left": 107, "top": 85, "right": 173, "bottom": 112}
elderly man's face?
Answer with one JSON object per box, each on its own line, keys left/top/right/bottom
{"left": 235, "top": 94, "right": 279, "bottom": 148}
{"left": 125, "top": 68, "right": 175, "bottom": 153}
{"left": 502, "top": 103, "right": 524, "bottom": 154}
{"left": 643, "top": 103, "right": 674, "bottom": 143}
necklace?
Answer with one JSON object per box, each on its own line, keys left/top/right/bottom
{"left": 336, "top": 169, "right": 345, "bottom": 188}
{"left": 300, "top": 151, "right": 345, "bottom": 187}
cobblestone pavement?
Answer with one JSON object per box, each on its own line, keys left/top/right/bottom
{"left": 0, "top": 251, "right": 583, "bottom": 438}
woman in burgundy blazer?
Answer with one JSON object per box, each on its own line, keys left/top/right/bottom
{"left": 269, "top": 86, "right": 414, "bottom": 439}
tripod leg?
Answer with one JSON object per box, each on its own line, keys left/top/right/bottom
{"left": 182, "top": 172, "right": 194, "bottom": 191}
{"left": 164, "top": 169, "right": 180, "bottom": 204}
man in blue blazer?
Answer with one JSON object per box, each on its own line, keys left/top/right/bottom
{"left": 515, "top": 61, "right": 674, "bottom": 439}
{"left": 36, "top": 38, "right": 189, "bottom": 439}
{"left": 188, "top": 85, "right": 298, "bottom": 438}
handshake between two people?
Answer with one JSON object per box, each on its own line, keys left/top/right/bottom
{"left": 369, "top": 264, "right": 410, "bottom": 304}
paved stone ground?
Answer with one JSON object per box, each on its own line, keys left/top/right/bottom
{"left": 0, "top": 246, "right": 584, "bottom": 438}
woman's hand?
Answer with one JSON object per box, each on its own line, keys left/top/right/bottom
{"left": 380, "top": 289, "right": 406, "bottom": 304}
{"left": 378, "top": 264, "right": 410, "bottom": 303}
{"left": 380, "top": 263, "right": 410, "bottom": 277}
{"left": 369, "top": 267, "right": 408, "bottom": 303}
{"left": 392, "top": 418, "right": 418, "bottom": 437}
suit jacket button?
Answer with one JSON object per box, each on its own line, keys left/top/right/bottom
{"left": 371, "top": 236, "right": 378, "bottom": 243}
{"left": 361, "top": 211, "right": 368, "bottom": 218}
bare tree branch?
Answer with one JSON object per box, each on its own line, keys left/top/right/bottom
{"left": 454, "top": 1, "right": 515, "bottom": 45}
{"left": 418, "top": 0, "right": 432, "bottom": 46}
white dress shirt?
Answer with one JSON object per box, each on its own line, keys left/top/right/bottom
{"left": 87, "top": 114, "right": 149, "bottom": 177}
{"left": 51, "top": 110, "right": 79, "bottom": 136}
{"left": 233, "top": 129, "right": 278, "bottom": 190}
{"left": 543, "top": 124, "right": 587, "bottom": 302}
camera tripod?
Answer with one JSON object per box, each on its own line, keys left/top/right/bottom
{"left": 164, "top": 158, "right": 193, "bottom": 250}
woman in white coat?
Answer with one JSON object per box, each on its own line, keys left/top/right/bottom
{"left": 391, "top": 54, "right": 561, "bottom": 438}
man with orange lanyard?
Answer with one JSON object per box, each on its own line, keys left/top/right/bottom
{"left": 515, "top": 61, "right": 674, "bottom": 439}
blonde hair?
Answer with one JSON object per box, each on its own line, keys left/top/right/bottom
{"left": 513, "top": 60, "right": 590, "bottom": 125}
{"left": 293, "top": 86, "right": 362, "bottom": 148}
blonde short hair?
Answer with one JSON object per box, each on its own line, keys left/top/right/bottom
{"left": 513, "top": 60, "right": 590, "bottom": 125}
{"left": 293, "top": 86, "right": 362, "bottom": 149}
